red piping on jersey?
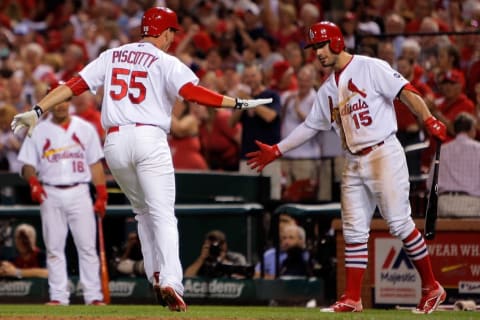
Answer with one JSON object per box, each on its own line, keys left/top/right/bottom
{"left": 65, "top": 76, "right": 89, "bottom": 96}
{"left": 179, "top": 82, "right": 223, "bottom": 107}
{"left": 401, "top": 83, "right": 421, "bottom": 96}
{"left": 334, "top": 55, "right": 354, "bottom": 86}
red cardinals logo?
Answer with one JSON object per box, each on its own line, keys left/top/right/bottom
{"left": 348, "top": 79, "right": 367, "bottom": 98}
{"left": 72, "top": 133, "right": 85, "bottom": 151}
{"left": 42, "top": 139, "right": 51, "bottom": 158}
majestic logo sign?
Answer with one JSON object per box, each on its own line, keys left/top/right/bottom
{"left": 374, "top": 238, "right": 420, "bottom": 304}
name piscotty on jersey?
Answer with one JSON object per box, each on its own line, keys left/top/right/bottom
{"left": 79, "top": 42, "right": 198, "bottom": 131}
{"left": 305, "top": 55, "right": 408, "bottom": 153}
{"left": 112, "top": 50, "right": 158, "bottom": 67}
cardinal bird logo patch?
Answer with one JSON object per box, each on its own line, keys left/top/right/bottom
{"left": 72, "top": 133, "right": 85, "bottom": 151}
{"left": 42, "top": 139, "right": 51, "bottom": 158}
{"left": 348, "top": 79, "right": 367, "bottom": 98}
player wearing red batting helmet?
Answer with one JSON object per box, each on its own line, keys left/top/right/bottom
{"left": 247, "top": 19, "right": 448, "bottom": 314}
{"left": 141, "top": 7, "right": 180, "bottom": 37}
{"left": 12, "top": 5, "right": 273, "bottom": 314}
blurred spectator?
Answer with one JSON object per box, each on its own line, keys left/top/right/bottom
{"left": 255, "top": 224, "right": 312, "bottom": 279}
{"left": 271, "top": 3, "right": 303, "bottom": 49}
{"left": 0, "top": 104, "right": 23, "bottom": 174}
{"left": 270, "top": 60, "right": 297, "bottom": 94}
{"left": 114, "top": 231, "right": 145, "bottom": 277}
{"left": 196, "top": 103, "right": 242, "bottom": 171}
{"left": 230, "top": 63, "right": 282, "bottom": 200}
{"left": 428, "top": 43, "right": 463, "bottom": 95}
{"left": 433, "top": 70, "right": 474, "bottom": 137}
{"left": 57, "top": 43, "right": 85, "bottom": 82}
{"left": 418, "top": 17, "right": 451, "bottom": 77}
{"left": 7, "top": 75, "right": 29, "bottom": 112}
{"left": 280, "top": 64, "right": 321, "bottom": 202}
{"left": 340, "top": 11, "right": 358, "bottom": 53}
{"left": 423, "top": 70, "right": 475, "bottom": 171}
{"left": 169, "top": 100, "right": 208, "bottom": 171}
{"left": 474, "top": 82, "right": 480, "bottom": 139}
{"left": 377, "top": 41, "right": 396, "bottom": 68}
{"left": 0, "top": 223, "right": 48, "bottom": 279}
{"left": 400, "top": 38, "right": 425, "bottom": 83}
{"left": 19, "top": 43, "right": 57, "bottom": 96}
{"left": 383, "top": 12, "right": 406, "bottom": 59}
{"left": 71, "top": 92, "right": 104, "bottom": 142}
{"left": 184, "top": 230, "right": 250, "bottom": 279}
{"left": 394, "top": 55, "right": 435, "bottom": 175}
{"left": 404, "top": 0, "right": 449, "bottom": 34}
{"left": 283, "top": 41, "right": 306, "bottom": 74}
{"left": 253, "top": 33, "right": 284, "bottom": 85}
{"left": 428, "top": 113, "right": 480, "bottom": 217}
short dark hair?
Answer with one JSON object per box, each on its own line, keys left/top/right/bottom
{"left": 453, "top": 112, "right": 476, "bottom": 134}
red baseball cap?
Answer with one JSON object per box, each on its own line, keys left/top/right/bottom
{"left": 438, "top": 69, "right": 465, "bottom": 87}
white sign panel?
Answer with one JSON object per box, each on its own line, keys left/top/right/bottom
{"left": 374, "top": 238, "right": 421, "bottom": 304}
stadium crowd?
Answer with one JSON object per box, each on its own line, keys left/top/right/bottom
{"left": 0, "top": 0, "right": 480, "bottom": 203}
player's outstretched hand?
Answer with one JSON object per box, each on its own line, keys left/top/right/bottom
{"left": 29, "top": 176, "right": 47, "bottom": 204}
{"left": 424, "top": 116, "right": 447, "bottom": 142}
{"left": 234, "top": 98, "right": 273, "bottom": 109}
{"left": 246, "top": 140, "right": 282, "bottom": 172}
{"left": 94, "top": 185, "right": 108, "bottom": 218}
{"left": 11, "top": 106, "right": 43, "bottom": 137}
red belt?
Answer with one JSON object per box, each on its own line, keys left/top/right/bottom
{"left": 107, "top": 123, "right": 148, "bottom": 134}
{"left": 354, "top": 141, "right": 385, "bottom": 156}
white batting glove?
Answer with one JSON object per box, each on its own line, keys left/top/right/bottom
{"left": 11, "top": 106, "right": 43, "bottom": 137}
{"left": 234, "top": 98, "right": 273, "bottom": 109}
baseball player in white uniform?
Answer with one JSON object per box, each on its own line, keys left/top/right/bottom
{"left": 11, "top": 7, "right": 271, "bottom": 312}
{"left": 17, "top": 100, "right": 107, "bottom": 306}
{"left": 246, "top": 22, "right": 448, "bottom": 314}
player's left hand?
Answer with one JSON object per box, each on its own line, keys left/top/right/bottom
{"left": 246, "top": 140, "right": 282, "bottom": 172}
{"left": 11, "top": 106, "right": 43, "bottom": 137}
{"left": 94, "top": 185, "right": 108, "bottom": 218}
{"left": 234, "top": 98, "right": 273, "bottom": 109}
{"left": 424, "top": 116, "right": 447, "bottom": 142}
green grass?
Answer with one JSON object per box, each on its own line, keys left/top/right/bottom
{"left": 0, "top": 305, "right": 479, "bottom": 320}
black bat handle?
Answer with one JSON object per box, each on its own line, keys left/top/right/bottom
{"left": 424, "top": 140, "right": 442, "bottom": 240}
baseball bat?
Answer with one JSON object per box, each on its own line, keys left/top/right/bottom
{"left": 97, "top": 215, "right": 111, "bottom": 304}
{"left": 424, "top": 140, "right": 441, "bottom": 240}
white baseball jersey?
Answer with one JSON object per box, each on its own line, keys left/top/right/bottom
{"left": 18, "top": 116, "right": 104, "bottom": 185}
{"left": 305, "top": 55, "right": 408, "bottom": 153}
{"left": 79, "top": 42, "right": 199, "bottom": 132}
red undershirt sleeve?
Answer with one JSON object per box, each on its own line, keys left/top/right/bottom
{"left": 179, "top": 82, "right": 224, "bottom": 107}
{"left": 401, "top": 83, "right": 421, "bottom": 96}
{"left": 65, "top": 76, "right": 90, "bottom": 96}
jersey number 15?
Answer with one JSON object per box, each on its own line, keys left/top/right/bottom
{"left": 109, "top": 67, "right": 147, "bottom": 104}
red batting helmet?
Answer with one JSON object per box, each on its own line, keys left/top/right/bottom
{"left": 141, "top": 7, "right": 180, "bottom": 37}
{"left": 304, "top": 21, "right": 345, "bottom": 54}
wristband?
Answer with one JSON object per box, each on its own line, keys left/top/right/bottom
{"left": 33, "top": 105, "right": 44, "bottom": 118}
{"left": 15, "top": 268, "right": 22, "bottom": 279}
